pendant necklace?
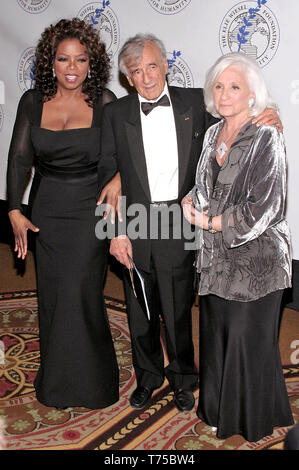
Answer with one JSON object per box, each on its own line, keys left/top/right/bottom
{"left": 216, "top": 139, "right": 228, "bottom": 160}
{"left": 216, "top": 117, "right": 250, "bottom": 160}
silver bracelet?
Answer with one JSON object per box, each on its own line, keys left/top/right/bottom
{"left": 208, "top": 215, "right": 217, "bottom": 234}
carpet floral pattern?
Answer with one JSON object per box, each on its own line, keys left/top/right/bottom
{"left": 0, "top": 290, "right": 298, "bottom": 451}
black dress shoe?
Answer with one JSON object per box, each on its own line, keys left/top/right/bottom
{"left": 129, "top": 386, "right": 154, "bottom": 409}
{"left": 173, "top": 389, "right": 195, "bottom": 412}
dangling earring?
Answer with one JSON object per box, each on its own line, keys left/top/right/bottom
{"left": 52, "top": 68, "right": 56, "bottom": 78}
{"left": 248, "top": 97, "right": 255, "bottom": 108}
{"left": 87, "top": 69, "right": 91, "bottom": 79}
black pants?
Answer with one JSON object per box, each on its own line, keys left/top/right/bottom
{"left": 197, "top": 291, "right": 294, "bottom": 442}
{"left": 124, "top": 237, "right": 198, "bottom": 391}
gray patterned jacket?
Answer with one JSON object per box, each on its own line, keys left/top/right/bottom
{"left": 191, "top": 120, "right": 292, "bottom": 302}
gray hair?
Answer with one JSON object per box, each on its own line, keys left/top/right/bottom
{"left": 204, "top": 52, "right": 277, "bottom": 117}
{"left": 118, "top": 33, "right": 167, "bottom": 76}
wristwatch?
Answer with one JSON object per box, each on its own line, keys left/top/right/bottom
{"left": 208, "top": 215, "right": 217, "bottom": 234}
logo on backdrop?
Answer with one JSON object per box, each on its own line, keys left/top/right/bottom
{"left": 17, "top": 0, "right": 51, "bottom": 14}
{"left": 77, "top": 1, "right": 120, "bottom": 58}
{"left": 219, "top": 0, "right": 280, "bottom": 67}
{"left": 167, "top": 50, "right": 193, "bottom": 88}
{"left": 17, "top": 48, "right": 36, "bottom": 93}
{"left": 147, "top": 0, "right": 191, "bottom": 15}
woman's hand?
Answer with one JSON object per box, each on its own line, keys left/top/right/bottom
{"left": 8, "top": 209, "right": 39, "bottom": 259}
{"left": 96, "top": 172, "right": 122, "bottom": 224}
{"left": 181, "top": 196, "right": 208, "bottom": 228}
{"left": 181, "top": 195, "right": 194, "bottom": 225}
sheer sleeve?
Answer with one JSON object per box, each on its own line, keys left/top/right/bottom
{"left": 97, "top": 89, "right": 118, "bottom": 195}
{"left": 221, "top": 126, "right": 287, "bottom": 248}
{"left": 7, "top": 90, "right": 35, "bottom": 212}
{"left": 102, "top": 88, "right": 117, "bottom": 106}
{"left": 97, "top": 102, "right": 118, "bottom": 198}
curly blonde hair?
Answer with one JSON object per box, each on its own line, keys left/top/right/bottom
{"left": 34, "top": 18, "right": 111, "bottom": 106}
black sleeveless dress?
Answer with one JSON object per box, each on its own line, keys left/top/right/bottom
{"left": 7, "top": 89, "right": 119, "bottom": 409}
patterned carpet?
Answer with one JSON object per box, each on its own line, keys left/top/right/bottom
{"left": 0, "top": 290, "right": 298, "bottom": 451}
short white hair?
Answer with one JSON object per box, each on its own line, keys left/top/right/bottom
{"left": 118, "top": 33, "right": 166, "bottom": 76}
{"left": 204, "top": 52, "right": 277, "bottom": 118}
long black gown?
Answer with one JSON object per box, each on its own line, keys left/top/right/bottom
{"left": 7, "top": 89, "right": 119, "bottom": 409}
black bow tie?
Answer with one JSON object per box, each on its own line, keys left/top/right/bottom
{"left": 141, "top": 94, "right": 170, "bottom": 115}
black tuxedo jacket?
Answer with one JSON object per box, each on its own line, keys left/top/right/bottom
{"left": 98, "top": 85, "right": 218, "bottom": 271}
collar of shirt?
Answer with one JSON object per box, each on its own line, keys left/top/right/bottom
{"left": 138, "top": 82, "right": 178, "bottom": 202}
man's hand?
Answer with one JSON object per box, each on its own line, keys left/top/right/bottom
{"left": 97, "top": 172, "right": 122, "bottom": 224}
{"left": 252, "top": 108, "right": 282, "bottom": 132}
{"left": 110, "top": 235, "right": 133, "bottom": 269}
{"left": 8, "top": 209, "right": 39, "bottom": 260}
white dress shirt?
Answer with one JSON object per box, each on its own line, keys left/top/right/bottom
{"left": 139, "top": 83, "right": 179, "bottom": 202}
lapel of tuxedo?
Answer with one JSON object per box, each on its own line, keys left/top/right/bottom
{"left": 124, "top": 94, "right": 151, "bottom": 201}
{"left": 169, "top": 87, "right": 193, "bottom": 196}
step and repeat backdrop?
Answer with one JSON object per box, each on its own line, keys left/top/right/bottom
{"left": 0, "top": 0, "right": 298, "bottom": 263}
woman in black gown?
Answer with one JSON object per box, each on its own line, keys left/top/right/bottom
{"left": 7, "top": 18, "right": 120, "bottom": 409}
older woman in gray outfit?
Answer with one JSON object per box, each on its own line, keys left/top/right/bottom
{"left": 182, "top": 52, "right": 294, "bottom": 442}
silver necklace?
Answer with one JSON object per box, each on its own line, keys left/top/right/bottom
{"left": 216, "top": 140, "right": 228, "bottom": 160}
{"left": 216, "top": 118, "right": 249, "bottom": 159}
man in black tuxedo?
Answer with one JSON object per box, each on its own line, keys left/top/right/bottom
{"left": 97, "top": 34, "right": 280, "bottom": 412}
